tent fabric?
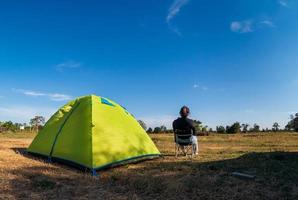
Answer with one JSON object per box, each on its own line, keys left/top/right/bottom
{"left": 27, "top": 95, "right": 160, "bottom": 170}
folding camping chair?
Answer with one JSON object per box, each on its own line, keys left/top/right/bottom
{"left": 174, "top": 129, "right": 194, "bottom": 160}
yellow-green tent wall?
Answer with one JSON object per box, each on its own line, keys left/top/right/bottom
{"left": 28, "top": 95, "right": 160, "bottom": 171}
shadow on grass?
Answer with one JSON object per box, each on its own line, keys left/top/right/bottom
{"left": 11, "top": 147, "right": 160, "bottom": 174}
{"left": 11, "top": 147, "right": 89, "bottom": 175}
{"left": 7, "top": 150, "right": 298, "bottom": 200}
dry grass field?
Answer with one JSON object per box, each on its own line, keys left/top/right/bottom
{"left": 0, "top": 132, "right": 298, "bottom": 200}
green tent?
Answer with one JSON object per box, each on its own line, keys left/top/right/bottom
{"left": 28, "top": 95, "right": 160, "bottom": 175}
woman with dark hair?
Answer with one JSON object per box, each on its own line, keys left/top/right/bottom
{"left": 172, "top": 106, "right": 199, "bottom": 155}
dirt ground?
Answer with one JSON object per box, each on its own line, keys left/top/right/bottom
{"left": 0, "top": 133, "right": 298, "bottom": 200}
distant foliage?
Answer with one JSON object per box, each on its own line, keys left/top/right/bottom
{"left": 286, "top": 113, "right": 298, "bottom": 132}
{"left": 160, "top": 125, "right": 167, "bottom": 132}
{"left": 137, "top": 120, "right": 147, "bottom": 131}
{"left": 216, "top": 126, "right": 226, "bottom": 134}
{"left": 202, "top": 126, "right": 208, "bottom": 132}
{"left": 272, "top": 122, "right": 280, "bottom": 132}
{"left": 250, "top": 124, "right": 260, "bottom": 132}
{"left": 0, "top": 121, "right": 29, "bottom": 132}
{"left": 153, "top": 127, "right": 162, "bottom": 133}
{"left": 149, "top": 126, "right": 173, "bottom": 134}
{"left": 147, "top": 127, "right": 153, "bottom": 133}
{"left": 242, "top": 124, "right": 249, "bottom": 133}
{"left": 193, "top": 120, "right": 203, "bottom": 132}
{"left": 30, "top": 116, "right": 45, "bottom": 132}
{"left": 226, "top": 122, "right": 241, "bottom": 134}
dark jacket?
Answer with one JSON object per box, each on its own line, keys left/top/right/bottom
{"left": 172, "top": 117, "right": 197, "bottom": 136}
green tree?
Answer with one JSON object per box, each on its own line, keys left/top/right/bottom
{"left": 137, "top": 120, "right": 147, "bottom": 131}
{"left": 160, "top": 125, "right": 167, "bottom": 133}
{"left": 153, "top": 127, "right": 161, "bottom": 133}
{"left": 193, "top": 120, "right": 203, "bottom": 132}
{"left": 272, "top": 122, "right": 280, "bottom": 132}
{"left": 252, "top": 123, "right": 260, "bottom": 132}
{"left": 286, "top": 113, "right": 298, "bottom": 132}
{"left": 147, "top": 127, "right": 153, "bottom": 133}
{"left": 2, "top": 121, "right": 15, "bottom": 131}
{"left": 202, "top": 126, "right": 208, "bottom": 132}
{"left": 216, "top": 126, "right": 226, "bottom": 134}
{"left": 30, "top": 116, "right": 45, "bottom": 132}
{"left": 241, "top": 123, "right": 249, "bottom": 133}
{"left": 226, "top": 122, "right": 241, "bottom": 134}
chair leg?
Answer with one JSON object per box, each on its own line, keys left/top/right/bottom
{"left": 183, "top": 146, "right": 187, "bottom": 157}
{"left": 192, "top": 144, "right": 196, "bottom": 157}
{"left": 191, "top": 145, "right": 194, "bottom": 161}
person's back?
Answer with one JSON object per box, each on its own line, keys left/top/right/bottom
{"left": 173, "top": 117, "right": 195, "bottom": 135}
{"left": 173, "top": 106, "right": 196, "bottom": 135}
{"left": 172, "top": 106, "right": 199, "bottom": 155}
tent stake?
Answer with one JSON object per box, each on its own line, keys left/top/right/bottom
{"left": 92, "top": 169, "right": 99, "bottom": 177}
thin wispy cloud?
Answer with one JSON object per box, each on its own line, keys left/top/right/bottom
{"left": 23, "top": 90, "right": 45, "bottom": 96}
{"left": 166, "top": 0, "right": 189, "bottom": 23}
{"left": 139, "top": 115, "right": 176, "bottom": 129}
{"left": 278, "top": 0, "right": 288, "bottom": 7}
{"left": 193, "top": 84, "right": 208, "bottom": 91}
{"left": 13, "top": 89, "right": 72, "bottom": 101}
{"left": 169, "top": 25, "right": 182, "bottom": 37}
{"left": 259, "top": 20, "right": 276, "bottom": 28}
{"left": 0, "top": 105, "right": 55, "bottom": 123}
{"left": 55, "top": 60, "right": 82, "bottom": 71}
{"left": 230, "top": 20, "right": 253, "bottom": 33}
{"left": 193, "top": 84, "right": 199, "bottom": 88}
{"left": 48, "top": 93, "right": 72, "bottom": 101}
{"left": 166, "top": 0, "right": 189, "bottom": 36}
{"left": 231, "top": 19, "right": 275, "bottom": 33}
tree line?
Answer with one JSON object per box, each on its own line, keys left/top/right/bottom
{"left": 0, "top": 116, "right": 45, "bottom": 133}
{"left": 2, "top": 113, "right": 298, "bottom": 134}
{"left": 138, "top": 119, "right": 210, "bottom": 134}
{"left": 138, "top": 113, "right": 298, "bottom": 134}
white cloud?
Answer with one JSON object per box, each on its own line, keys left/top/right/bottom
{"left": 193, "top": 84, "right": 208, "bottom": 91}
{"left": 48, "top": 93, "right": 72, "bottom": 101}
{"left": 23, "top": 91, "right": 46, "bottom": 96}
{"left": 260, "top": 20, "right": 275, "bottom": 28}
{"left": 56, "top": 60, "right": 81, "bottom": 71}
{"left": 0, "top": 105, "right": 56, "bottom": 123}
{"left": 13, "top": 89, "right": 72, "bottom": 101}
{"left": 166, "top": 0, "right": 189, "bottom": 23}
{"left": 231, "top": 19, "right": 275, "bottom": 33}
{"left": 169, "top": 25, "right": 182, "bottom": 37}
{"left": 230, "top": 20, "right": 253, "bottom": 33}
{"left": 166, "top": 0, "right": 189, "bottom": 36}
{"left": 278, "top": 0, "right": 288, "bottom": 7}
{"left": 139, "top": 115, "right": 176, "bottom": 129}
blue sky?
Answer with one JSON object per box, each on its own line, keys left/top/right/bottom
{"left": 0, "top": 0, "right": 298, "bottom": 129}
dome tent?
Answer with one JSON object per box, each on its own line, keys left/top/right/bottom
{"left": 27, "top": 95, "right": 160, "bottom": 175}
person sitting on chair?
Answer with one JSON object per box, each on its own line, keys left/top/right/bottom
{"left": 173, "top": 106, "right": 199, "bottom": 155}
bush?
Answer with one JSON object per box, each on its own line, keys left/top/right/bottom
{"left": 216, "top": 126, "right": 226, "bottom": 134}
{"left": 226, "top": 122, "right": 241, "bottom": 134}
